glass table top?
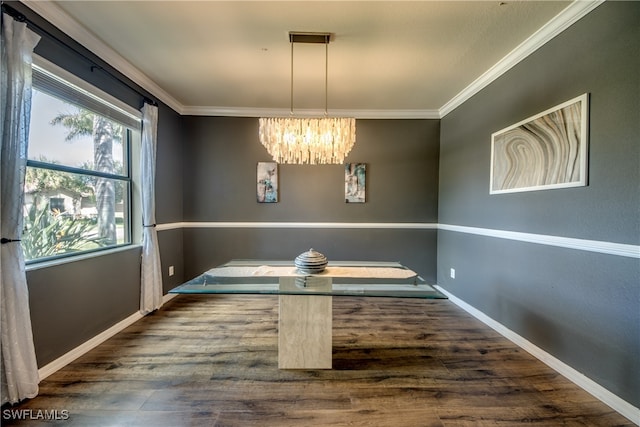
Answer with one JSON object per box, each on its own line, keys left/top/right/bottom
{"left": 169, "top": 260, "right": 447, "bottom": 299}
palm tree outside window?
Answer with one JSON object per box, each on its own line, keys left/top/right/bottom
{"left": 24, "top": 57, "right": 140, "bottom": 262}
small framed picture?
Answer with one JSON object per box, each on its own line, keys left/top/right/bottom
{"left": 345, "top": 163, "right": 366, "bottom": 203}
{"left": 257, "top": 162, "right": 278, "bottom": 203}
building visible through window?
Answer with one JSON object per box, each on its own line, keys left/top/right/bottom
{"left": 24, "top": 60, "right": 140, "bottom": 263}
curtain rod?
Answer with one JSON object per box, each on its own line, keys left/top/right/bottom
{"left": 1, "top": 2, "right": 158, "bottom": 107}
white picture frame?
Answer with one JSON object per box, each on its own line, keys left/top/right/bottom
{"left": 490, "top": 93, "right": 589, "bottom": 194}
{"left": 257, "top": 162, "right": 278, "bottom": 203}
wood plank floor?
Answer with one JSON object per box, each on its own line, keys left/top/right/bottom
{"left": 3, "top": 294, "right": 634, "bottom": 426}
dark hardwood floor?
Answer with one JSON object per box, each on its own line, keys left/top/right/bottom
{"left": 3, "top": 294, "right": 634, "bottom": 426}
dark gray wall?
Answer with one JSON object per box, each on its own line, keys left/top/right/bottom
{"left": 10, "top": 0, "right": 638, "bottom": 411}
{"left": 26, "top": 248, "right": 141, "bottom": 366}
{"left": 25, "top": 103, "right": 185, "bottom": 366}
{"left": 156, "top": 104, "right": 186, "bottom": 292}
{"left": 184, "top": 228, "right": 437, "bottom": 284}
{"left": 437, "top": 2, "right": 639, "bottom": 406}
{"left": 182, "top": 117, "right": 440, "bottom": 281}
{"left": 11, "top": 1, "right": 186, "bottom": 366}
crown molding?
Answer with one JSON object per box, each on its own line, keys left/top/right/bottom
{"left": 21, "top": 0, "right": 185, "bottom": 114}
{"left": 439, "top": 0, "right": 605, "bottom": 118}
{"left": 181, "top": 106, "right": 440, "bottom": 119}
{"left": 345, "top": 109, "right": 440, "bottom": 120}
{"left": 23, "top": 0, "right": 603, "bottom": 119}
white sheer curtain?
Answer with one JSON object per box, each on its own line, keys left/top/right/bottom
{"left": 140, "top": 103, "right": 163, "bottom": 314}
{"left": 1, "top": 13, "right": 41, "bottom": 405}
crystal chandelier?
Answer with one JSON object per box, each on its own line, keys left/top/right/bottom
{"left": 259, "top": 32, "right": 356, "bottom": 165}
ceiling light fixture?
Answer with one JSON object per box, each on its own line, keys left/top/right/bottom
{"left": 259, "top": 32, "right": 356, "bottom": 165}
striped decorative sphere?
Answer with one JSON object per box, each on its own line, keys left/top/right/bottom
{"left": 294, "top": 248, "right": 328, "bottom": 274}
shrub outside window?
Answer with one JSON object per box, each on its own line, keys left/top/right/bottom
{"left": 24, "top": 59, "right": 140, "bottom": 263}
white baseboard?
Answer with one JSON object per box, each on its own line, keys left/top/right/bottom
{"left": 38, "top": 293, "right": 177, "bottom": 381}
{"left": 434, "top": 285, "right": 639, "bottom": 425}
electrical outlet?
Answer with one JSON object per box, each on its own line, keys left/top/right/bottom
{"left": 169, "top": 265, "right": 175, "bottom": 276}
{"left": 450, "top": 268, "right": 456, "bottom": 279}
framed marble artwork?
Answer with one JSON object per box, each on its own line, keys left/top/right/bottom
{"left": 257, "top": 162, "right": 278, "bottom": 203}
{"left": 345, "top": 163, "right": 366, "bottom": 203}
{"left": 490, "top": 93, "right": 589, "bottom": 194}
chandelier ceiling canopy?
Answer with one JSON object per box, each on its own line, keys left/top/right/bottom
{"left": 258, "top": 31, "right": 356, "bottom": 165}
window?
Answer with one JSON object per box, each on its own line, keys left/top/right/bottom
{"left": 24, "top": 57, "right": 141, "bottom": 263}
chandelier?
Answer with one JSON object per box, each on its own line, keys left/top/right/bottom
{"left": 259, "top": 32, "right": 356, "bottom": 165}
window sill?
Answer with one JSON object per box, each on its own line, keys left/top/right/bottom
{"left": 25, "top": 244, "right": 142, "bottom": 272}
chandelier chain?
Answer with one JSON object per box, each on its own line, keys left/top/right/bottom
{"left": 290, "top": 41, "right": 294, "bottom": 116}
{"left": 259, "top": 31, "right": 356, "bottom": 165}
{"left": 325, "top": 41, "right": 328, "bottom": 117}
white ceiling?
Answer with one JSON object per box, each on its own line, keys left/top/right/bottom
{"left": 25, "top": 1, "right": 600, "bottom": 118}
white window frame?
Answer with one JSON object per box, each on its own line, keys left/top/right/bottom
{"left": 25, "top": 55, "right": 142, "bottom": 267}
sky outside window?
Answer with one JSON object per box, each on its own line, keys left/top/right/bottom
{"left": 28, "top": 89, "right": 124, "bottom": 170}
